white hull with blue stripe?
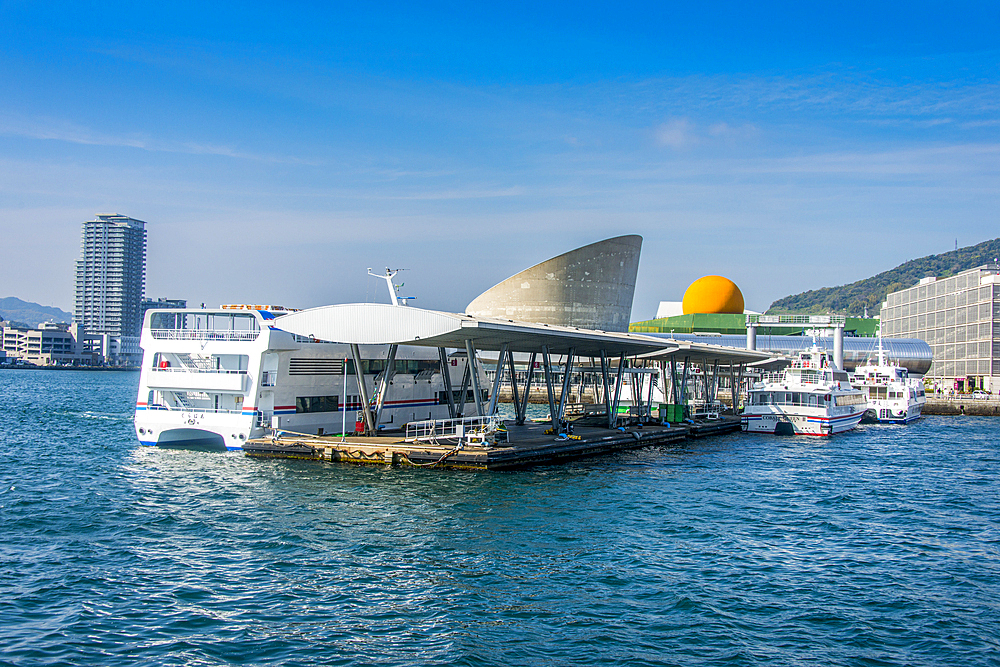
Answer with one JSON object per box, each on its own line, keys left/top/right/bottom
{"left": 134, "top": 305, "right": 484, "bottom": 450}
{"left": 851, "top": 336, "right": 925, "bottom": 425}
{"left": 741, "top": 345, "right": 867, "bottom": 437}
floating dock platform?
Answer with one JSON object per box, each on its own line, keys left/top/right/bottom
{"left": 244, "top": 417, "right": 741, "bottom": 471}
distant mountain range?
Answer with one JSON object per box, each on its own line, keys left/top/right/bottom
{"left": 768, "top": 237, "right": 1000, "bottom": 316}
{"left": 0, "top": 297, "right": 73, "bottom": 328}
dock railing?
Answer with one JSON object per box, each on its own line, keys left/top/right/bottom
{"left": 747, "top": 314, "right": 846, "bottom": 326}
{"left": 405, "top": 415, "right": 505, "bottom": 445}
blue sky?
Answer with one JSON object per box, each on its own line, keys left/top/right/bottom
{"left": 2, "top": 1, "right": 999, "bottom": 318}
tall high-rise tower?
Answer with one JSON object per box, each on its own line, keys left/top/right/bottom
{"left": 74, "top": 214, "right": 147, "bottom": 362}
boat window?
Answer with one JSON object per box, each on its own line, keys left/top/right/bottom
{"left": 439, "top": 389, "right": 478, "bottom": 404}
{"left": 834, "top": 393, "right": 864, "bottom": 407}
{"left": 295, "top": 395, "right": 340, "bottom": 414}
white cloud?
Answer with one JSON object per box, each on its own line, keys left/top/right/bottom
{"left": 0, "top": 113, "right": 312, "bottom": 164}
{"left": 654, "top": 118, "right": 697, "bottom": 150}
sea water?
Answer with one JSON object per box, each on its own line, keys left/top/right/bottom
{"left": 1, "top": 369, "right": 998, "bottom": 666}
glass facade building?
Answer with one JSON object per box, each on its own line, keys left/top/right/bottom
{"left": 880, "top": 266, "right": 1000, "bottom": 390}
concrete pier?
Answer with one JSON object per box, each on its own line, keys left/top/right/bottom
{"left": 922, "top": 397, "right": 1000, "bottom": 416}
{"left": 244, "top": 417, "right": 742, "bottom": 471}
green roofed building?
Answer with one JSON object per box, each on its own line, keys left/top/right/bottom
{"left": 629, "top": 313, "right": 880, "bottom": 337}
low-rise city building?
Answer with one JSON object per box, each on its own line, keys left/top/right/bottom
{"left": 0, "top": 321, "right": 101, "bottom": 366}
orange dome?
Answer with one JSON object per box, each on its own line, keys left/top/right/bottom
{"left": 682, "top": 275, "right": 745, "bottom": 314}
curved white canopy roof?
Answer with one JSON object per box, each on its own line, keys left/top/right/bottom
{"left": 273, "top": 303, "right": 771, "bottom": 365}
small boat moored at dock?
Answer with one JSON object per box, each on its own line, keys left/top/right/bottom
{"left": 850, "top": 336, "right": 925, "bottom": 424}
{"left": 741, "top": 346, "right": 866, "bottom": 436}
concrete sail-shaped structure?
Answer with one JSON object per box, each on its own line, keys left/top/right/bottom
{"left": 465, "top": 235, "right": 642, "bottom": 332}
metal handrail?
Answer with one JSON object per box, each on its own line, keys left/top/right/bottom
{"left": 150, "top": 367, "right": 248, "bottom": 375}
{"left": 144, "top": 405, "right": 245, "bottom": 414}
{"left": 405, "top": 414, "right": 503, "bottom": 443}
{"left": 747, "top": 314, "right": 846, "bottom": 326}
{"left": 149, "top": 329, "right": 259, "bottom": 341}
{"left": 759, "top": 371, "right": 829, "bottom": 385}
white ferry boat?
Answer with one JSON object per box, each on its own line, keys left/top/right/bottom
{"left": 133, "top": 305, "right": 485, "bottom": 450}
{"left": 850, "top": 338, "right": 925, "bottom": 424}
{"left": 741, "top": 346, "right": 866, "bottom": 436}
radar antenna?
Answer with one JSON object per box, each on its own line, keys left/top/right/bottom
{"left": 367, "top": 267, "right": 415, "bottom": 306}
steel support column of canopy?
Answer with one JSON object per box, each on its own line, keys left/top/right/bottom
{"left": 485, "top": 343, "right": 509, "bottom": 416}
{"left": 630, "top": 366, "right": 640, "bottom": 410}
{"left": 657, "top": 360, "right": 667, "bottom": 406}
{"left": 350, "top": 343, "right": 375, "bottom": 434}
{"left": 834, "top": 326, "right": 844, "bottom": 371}
{"left": 600, "top": 350, "right": 613, "bottom": 428}
{"left": 728, "top": 364, "right": 737, "bottom": 414}
{"left": 590, "top": 357, "right": 600, "bottom": 404}
{"left": 516, "top": 352, "right": 537, "bottom": 426}
{"left": 736, "top": 364, "right": 745, "bottom": 411}
{"left": 456, "top": 360, "right": 471, "bottom": 417}
{"left": 506, "top": 349, "right": 522, "bottom": 425}
{"left": 611, "top": 353, "right": 627, "bottom": 426}
{"left": 373, "top": 344, "right": 398, "bottom": 429}
{"left": 646, "top": 365, "right": 656, "bottom": 419}
{"left": 438, "top": 347, "right": 456, "bottom": 419}
{"left": 465, "top": 339, "right": 485, "bottom": 417}
{"left": 670, "top": 357, "right": 679, "bottom": 405}
{"left": 709, "top": 360, "right": 719, "bottom": 405}
{"left": 541, "top": 346, "right": 558, "bottom": 428}
{"left": 679, "top": 356, "right": 691, "bottom": 411}
{"left": 556, "top": 348, "right": 575, "bottom": 424}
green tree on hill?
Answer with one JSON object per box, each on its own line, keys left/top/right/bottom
{"left": 768, "top": 238, "right": 1000, "bottom": 316}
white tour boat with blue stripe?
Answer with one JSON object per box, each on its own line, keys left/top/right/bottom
{"left": 133, "top": 303, "right": 485, "bottom": 450}
{"left": 850, "top": 336, "right": 925, "bottom": 424}
{"left": 741, "top": 346, "right": 866, "bottom": 436}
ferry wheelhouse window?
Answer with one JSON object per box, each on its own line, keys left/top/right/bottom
{"left": 438, "top": 389, "right": 480, "bottom": 404}
{"left": 364, "top": 359, "right": 441, "bottom": 375}
{"left": 295, "top": 395, "right": 340, "bottom": 413}
{"left": 834, "top": 394, "right": 865, "bottom": 406}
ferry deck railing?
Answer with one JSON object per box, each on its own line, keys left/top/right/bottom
{"left": 144, "top": 404, "right": 244, "bottom": 415}
{"left": 150, "top": 367, "right": 248, "bottom": 375}
{"left": 150, "top": 329, "right": 260, "bottom": 341}
{"left": 760, "top": 371, "right": 829, "bottom": 385}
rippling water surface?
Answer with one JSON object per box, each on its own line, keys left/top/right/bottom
{"left": 2, "top": 369, "right": 999, "bottom": 666}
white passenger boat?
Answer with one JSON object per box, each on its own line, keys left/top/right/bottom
{"left": 133, "top": 305, "right": 485, "bottom": 450}
{"left": 741, "top": 346, "right": 866, "bottom": 436}
{"left": 850, "top": 337, "right": 925, "bottom": 424}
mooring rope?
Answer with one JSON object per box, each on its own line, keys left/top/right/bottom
{"left": 411, "top": 442, "right": 464, "bottom": 467}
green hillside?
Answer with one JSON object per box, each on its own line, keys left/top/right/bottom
{"left": 0, "top": 297, "right": 73, "bottom": 328}
{"left": 768, "top": 238, "right": 1000, "bottom": 316}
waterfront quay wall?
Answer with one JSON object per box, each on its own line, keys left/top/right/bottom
{"left": 499, "top": 390, "right": 1000, "bottom": 416}
{"left": 495, "top": 387, "right": 601, "bottom": 404}
{"left": 923, "top": 397, "right": 1000, "bottom": 416}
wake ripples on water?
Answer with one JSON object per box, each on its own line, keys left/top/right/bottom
{"left": 1, "top": 369, "right": 999, "bottom": 666}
